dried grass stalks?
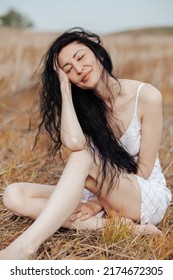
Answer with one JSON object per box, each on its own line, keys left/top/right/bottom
{"left": 0, "top": 28, "right": 172, "bottom": 259}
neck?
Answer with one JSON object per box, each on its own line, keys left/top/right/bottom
{"left": 95, "top": 75, "right": 119, "bottom": 106}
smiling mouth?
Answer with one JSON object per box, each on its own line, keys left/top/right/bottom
{"left": 82, "top": 69, "right": 92, "bottom": 82}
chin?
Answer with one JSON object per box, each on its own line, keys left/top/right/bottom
{"left": 81, "top": 78, "right": 101, "bottom": 90}
{"left": 77, "top": 85, "right": 93, "bottom": 90}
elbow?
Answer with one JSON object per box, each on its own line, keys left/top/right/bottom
{"left": 137, "top": 168, "right": 152, "bottom": 180}
{"left": 62, "top": 137, "right": 86, "bottom": 152}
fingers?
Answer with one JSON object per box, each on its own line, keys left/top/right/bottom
{"left": 53, "top": 54, "right": 59, "bottom": 73}
{"left": 53, "top": 54, "right": 66, "bottom": 77}
{"left": 70, "top": 212, "right": 91, "bottom": 222}
{"left": 53, "top": 54, "right": 67, "bottom": 78}
{"left": 70, "top": 202, "right": 95, "bottom": 222}
{"left": 53, "top": 55, "right": 71, "bottom": 91}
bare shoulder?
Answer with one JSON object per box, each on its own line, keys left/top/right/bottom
{"left": 119, "top": 79, "right": 163, "bottom": 109}
{"left": 139, "top": 83, "right": 163, "bottom": 106}
{"left": 138, "top": 83, "right": 163, "bottom": 119}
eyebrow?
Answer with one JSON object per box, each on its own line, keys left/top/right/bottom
{"left": 62, "top": 49, "right": 85, "bottom": 70}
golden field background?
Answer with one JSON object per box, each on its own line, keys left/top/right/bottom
{"left": 0, "top": 27, "right": 173, "bottom": 260}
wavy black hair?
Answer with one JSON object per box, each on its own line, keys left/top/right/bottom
{"left": 35, "top": 27, "right": 137, "bottom": 195}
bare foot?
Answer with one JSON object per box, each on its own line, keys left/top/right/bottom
{"left": 0, "top": 245, "right": 33, "bottom": 260}
{"left": 133, "top": 224, "right": 162, "bottom": 235}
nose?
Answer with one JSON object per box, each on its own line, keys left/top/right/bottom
{"left": 74, "top": 63, "right": 84, "bottom": 74}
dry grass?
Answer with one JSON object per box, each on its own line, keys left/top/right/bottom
{"left": 0, "top": 27, "right": 173, "bottom": 260}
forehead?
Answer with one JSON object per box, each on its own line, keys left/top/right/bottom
{"left": 58, "top": 41, "right": 90, "bottom": 63}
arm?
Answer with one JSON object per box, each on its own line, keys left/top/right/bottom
{"left": 55, "top": 64, "right": 86, "bottom": 151}
{"left": 137, "top": 84, "right": 163, "bottom": 179}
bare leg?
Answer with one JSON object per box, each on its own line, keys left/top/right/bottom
{"left": 0, "top": 150, "right": 161, "bottom": 259}
{"left": 3, "top": 182, "right": 56, "bottom": 220}
{"left": 0, "top": 150, "right": 105, "bottom": 259}
{"left": 3, "top": 182, "right": 161, "bottom": 235}
{"left": 3, "top": 181, "right": 104, "bottom": 228}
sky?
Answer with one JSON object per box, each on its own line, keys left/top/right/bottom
{"left": 0, "top": 0, "right": 173, "bottom": 34}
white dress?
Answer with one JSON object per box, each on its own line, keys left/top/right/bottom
{"left": 82, "top": 83, "right": 172, "bottom": 225}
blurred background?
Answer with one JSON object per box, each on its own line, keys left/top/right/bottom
{"left": 0, "top": 0, "right": 173, "bottom": 99}
{"left": 0, "top": 0, "right": 173, "bottom": 260}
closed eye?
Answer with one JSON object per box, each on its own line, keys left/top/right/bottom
{"left": 66, "top": 66, "right": 73, "bottom": 73}
{"left": 77, "top": 54, "right": 85, "bottom": 61}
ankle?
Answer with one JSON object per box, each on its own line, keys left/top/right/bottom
{"left": 7, "top": 239, "right": 38, "bottom": 259}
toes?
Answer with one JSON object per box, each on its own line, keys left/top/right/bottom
{"left": 133, "top": 224, "right": 162, "bottom": 235}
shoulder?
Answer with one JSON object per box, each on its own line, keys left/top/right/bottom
{"left": 138, "top": 83, "right": 163, "bottom": 119}
{"left": 139, "top": 83, "right": 163, "bottom": 106}
{"left": 119, "top": 79, "right": 163, "bottom": 109}
{"left": 122, "top": 80, "right": 163, "bottom": 118}
{"left": 119, "top": 79, "right": 162, "bottom": 102}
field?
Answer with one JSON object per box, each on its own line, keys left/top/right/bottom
{"left": 0, "top": 27, "right": 173, "bottom": 260}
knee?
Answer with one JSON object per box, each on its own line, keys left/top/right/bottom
{"left": 3, "top": 183, "right": 24, "bottom": 212}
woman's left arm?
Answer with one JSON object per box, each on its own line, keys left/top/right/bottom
{"left": 137, "top": 84, "right": 163, "bottom": 179}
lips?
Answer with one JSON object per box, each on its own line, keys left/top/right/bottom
{"left": 81, "top": 69, "right": 92, "bottom": 82}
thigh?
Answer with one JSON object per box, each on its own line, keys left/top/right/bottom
{"left": 88, "top": 152, "right": 140, "bottom": 195}
{"left": 16, "top": 177, "right": 95, "bottom": 201}
{"left": 15, "top": 182, "right": 56, "bottom": 199}
{"left": 87, "top": 155, "right": 141, "bottom": 220}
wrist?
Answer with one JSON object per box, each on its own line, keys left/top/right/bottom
{"left": 88, "top": 200, "right": 103, "bottom": 214}
{"left": 60, "top": 82, "right": 71, "bottom": 95}
{"left": 61, "top": 91, "right": 72, "bottom": 102}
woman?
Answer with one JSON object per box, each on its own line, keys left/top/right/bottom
{"left": 0, "top": 27, "right": 171, "bottom": 259}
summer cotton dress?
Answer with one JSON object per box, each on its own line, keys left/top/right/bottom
{"left": 82, "top": 83, "right": 172, "bottom": 225}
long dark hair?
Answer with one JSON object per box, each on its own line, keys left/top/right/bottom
{"left": 35, "top": 27, "right": 137, "bottom": 195}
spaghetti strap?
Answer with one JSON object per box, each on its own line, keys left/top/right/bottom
{"left": 134, "top": 83, "right": 147, "bottom": 115}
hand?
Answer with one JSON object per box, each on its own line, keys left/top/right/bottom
{"left": 70, "top": 202, "right": 96, "bottom": 222}
{"left": 53, "top": 54, "right": 71, "bottom": 94}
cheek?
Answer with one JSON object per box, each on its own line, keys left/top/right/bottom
{"left": 92, "top": 58, "right": 102, "bottom": 72}
{"left": 68, "top": 75, "right": 76, "bottom": 84}
{"left": 93, "top": 61, "right": 103, "bottom": 79}
{"left": 65, "top": 70, "right": 76, "bottom": 83}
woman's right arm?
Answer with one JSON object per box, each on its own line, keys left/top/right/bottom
{"left": 58, "top": 68, "right": 86, "bottom": 151}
